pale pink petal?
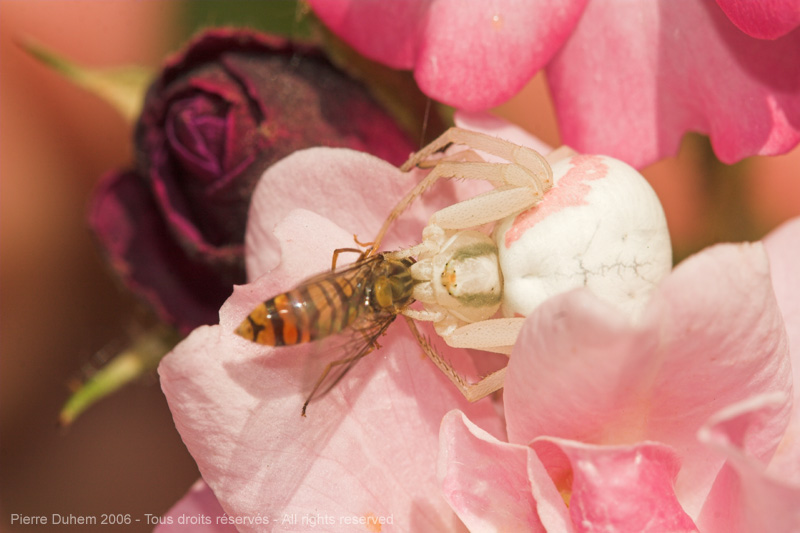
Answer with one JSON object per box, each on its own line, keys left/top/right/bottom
{"left": 697, "top": 393, "right": 800, "bottom": 533}
{"left": 438, "top": 410, "right": 546, "bottom": 532}
{"left": 764, "top": 216, "right": 800, "bottom": 483}
{"left": 245, "top": 147, "right": 485, "bottom": 280}
{"left": 715, "top": 0, "right": 800, "bottom": 39}
{"left": 547, "top": 0, "right": 800, "bottom": 167}
{"left": 526, "top": 448, "right": 575, "bottom": 533}
{"left": 504, "top": 242, "right": 791, "bottom": 515}
{"left": 764, "top": 216, "right": 800, "bottom": 368}
{"left": 245, "top": 147, "right": 409, "bottom": 278}
{"left": 155, "top": 480, "right": 236, "bottom": 533}
{"left": 309, "top": 0, "right": 588, "bottom": 110}
{"left": 530, "top": 439, "right": 697, "bottom": 532}
{"left": 160, "top": 211, "right": 504, "bottom": 532}
{"left": 645, "top": 242, "right": 792, "bottom": 473}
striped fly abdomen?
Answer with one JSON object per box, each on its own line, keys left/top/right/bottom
{"left": 233, "top": 254, "right": 404, "bottom": 346}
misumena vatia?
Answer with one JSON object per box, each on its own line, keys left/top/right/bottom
{"left": 372, "top": 127, "right": 671, "bottom": 402}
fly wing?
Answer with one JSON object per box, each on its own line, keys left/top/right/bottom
{"left": 297, "top": 251, "right": 383, "bottom": 286}
{"left": 301, "top": 311, "right": 397, "bottom": 416}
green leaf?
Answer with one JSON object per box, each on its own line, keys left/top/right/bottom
{"left": 20, "top": 38, "right": 153, "bottom": 123}
{"left": 179, "top": 0, "right": 314, "bottom": 39}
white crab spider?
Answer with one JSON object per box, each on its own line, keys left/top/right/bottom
{"left": 373, "top": 127, "right": 672, "bottom": 402}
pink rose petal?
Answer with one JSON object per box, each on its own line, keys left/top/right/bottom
{"left": 547, "top": 0, "right": 800, "bottom": 167}
{"left": 309, "top": 0, "right": 588, "bottom": 110}
{"left": 305, "top": 0, "right": 425, "bottom": 70}
{"left": 715, "top": 0, "right": 800, "bottom": 39}
{"left": 413, "top": 0, "right": 587, "bottom": 110}
{"left": 504, "top": 242, "right": 791, "bottom": 515}
{"left": 245, "top": 147, "right": 484, "bottom": 280}
{"left": 763, "top": 216, "right": 800, "bottom": 484}
{"left": 526, "top": 448, "right": 575, "bottom": 533}
{"left": 311, "top": 1, "right": 800, "bottom": 166}
{"left": 245, "top": 147, "right": 411, "bottom": 279}
{"left": 155, "top": 479, "right": 236, "bottom": 533}
{"left": 160, "top": 211, "right": 505, "bottom": 532}
{"left": 530, "top": 439, "right": 697, "bottom": 532}
{"left": 697, "top": 393, "right": 800, "bottom": 533}
{"left": 764, "top": 216, "right": 800, "bottom": 367}
{"left": 438, "top": 410, "right": 545, "bottom": 532}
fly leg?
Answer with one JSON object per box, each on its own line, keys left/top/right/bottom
{"left": 302, "top": 349, "right": 373, "bottom": 417}
{"left": 331, "top": 234, "right": 380, "bottom": 270}
{"left": 330, "top": 247, "right": 366, "bottom": 271}
{"left": 301, "top": 323, "right": 387, "bottom": 416}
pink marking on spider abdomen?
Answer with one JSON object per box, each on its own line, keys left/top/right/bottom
{"left": 504, "top": 155, "right": 609, "bottom": 248}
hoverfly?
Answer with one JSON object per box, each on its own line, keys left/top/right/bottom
{"left": 234, "top": 249, "right": 416, "bottom": 416}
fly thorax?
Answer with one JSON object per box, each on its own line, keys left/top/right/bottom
{"left": 373, "top": 277, "right": 394, "bottom": 309}
{"left": 373, "top": 256, "right": 416, "bottom": 312}
{"left": 431, "top": 230, "right": 503, "bottom": 323}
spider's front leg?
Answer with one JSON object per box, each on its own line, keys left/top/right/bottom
{"left": 371, "top": 128, "right": 555, "bottom": 254}
{"left": 400, "top": 127, "right": 553, "bottom": 178}
{"left": 411, "top": 128, "right": 555, "bottom": 230}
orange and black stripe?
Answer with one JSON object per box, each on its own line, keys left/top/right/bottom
{"left": 235, "top": 264, "right": 373, "bottom": 346}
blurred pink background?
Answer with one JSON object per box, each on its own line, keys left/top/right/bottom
{"left": 1, "top": 2, "right": 798, "bottom": 532}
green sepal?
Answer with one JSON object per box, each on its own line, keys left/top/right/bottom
{"left": 21, "top": 38, "right": 153, "bottom": 123}
{"left": 59, "top": 325, "right": 181, "bottom": 426}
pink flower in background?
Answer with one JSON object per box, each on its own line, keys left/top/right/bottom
{"left": 309, "top": 0, "right": 800, "bottom": 167}
{"left": 309, "top": 0, "right": 588, "bottom": 111}
{"left": 716, "top": 0, "right": 800, "bottom": 39}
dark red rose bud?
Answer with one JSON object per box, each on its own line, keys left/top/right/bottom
{"left": 90, "top": 170, "right": 232, "bottom": 329}
{"left": 91, "top": 28, "right": 416, "bottom": 333}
